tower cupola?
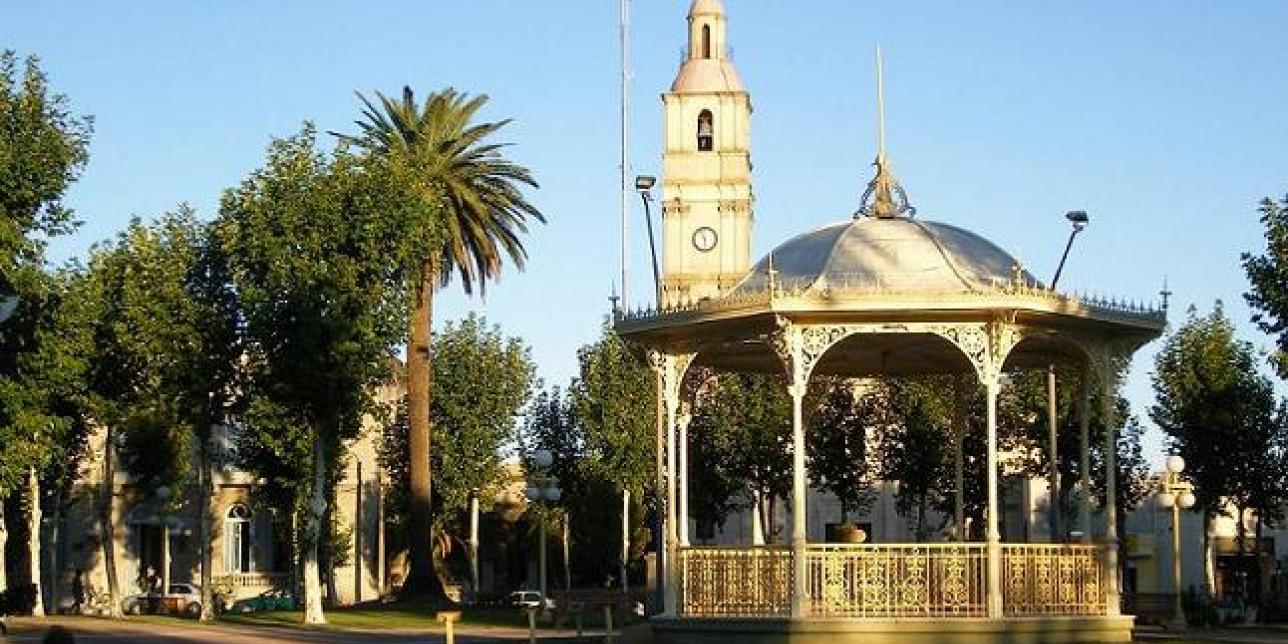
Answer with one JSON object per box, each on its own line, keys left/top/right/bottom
{"left": 659, "top": 0, "right": 753, "bottom": 306}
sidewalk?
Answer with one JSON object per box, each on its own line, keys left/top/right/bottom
{"left": 1137, "top": 625, "right": 1288, "bottom": 644}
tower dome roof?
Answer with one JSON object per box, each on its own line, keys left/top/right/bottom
{"left": 688, "top": 0, "right": 726, "bottom": 18}
{"left": 732, "top": 217, "right": 1037, "bottom": 296}
{"left": 670, "top": 59, "right": 745, "bottom": 93}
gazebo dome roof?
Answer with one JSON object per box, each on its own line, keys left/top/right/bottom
{"left": 731, "top": 217, "right": 1037, "bottom": 296}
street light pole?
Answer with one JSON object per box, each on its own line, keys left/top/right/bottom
{"left": 1157, "top": 455, "right": 1196, "bottom": 630}
{"left": 1046, "top": 211, "right": 1089, "bottom": 543}
{"left": 635, "top": 175, "right": 661, "bottom": 307}
{"left": 526, "top": 450, "right": 561, "bottom": 604}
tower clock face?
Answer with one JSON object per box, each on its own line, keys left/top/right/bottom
{"left": 692, "top": 226, "right": 718, "bottom": 252}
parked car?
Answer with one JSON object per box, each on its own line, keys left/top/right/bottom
{"left": 122, "top": 583, "right": 202, "bottom": 617}
{"left": 508, "top": 590, "right": 555, "bottom": 612}
{"left": 228, "top": 588, "right": 296, "bottom": 613}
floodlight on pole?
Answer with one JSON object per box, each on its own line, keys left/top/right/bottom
{"left": 1050, "top": 211, "right": 1089, "bottom": 290}
{"left": 636, "top": 174, "right": 662, "bottom": 306}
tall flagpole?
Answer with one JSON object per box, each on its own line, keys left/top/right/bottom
{"left": 620, "top": 0, "right": 631, "bottom": 308}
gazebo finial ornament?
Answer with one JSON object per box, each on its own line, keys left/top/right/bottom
{"left": 856, "top": 45, "right": 915, "bottom": 220}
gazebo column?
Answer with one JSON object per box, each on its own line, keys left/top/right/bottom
{"left": 663, "top": 369, "right": 681, "bottom": 616}
{"left": 789, "top": 373, "right": 808, "bottom": 618}
{"left": 1047, "top": 365, "right": 1061, "bottom": 542}
{"left": 649, "top": 350, "right": 690, "bottom": 617}
{"left": 1078, "top": 379, "right": 1092, "bottom": 545}
{"left": 984, "top": 377, "right": 1003, "bottom": 618}
{"left": 952, "top": 376, "right": 968, "bottom": 541}
{"left": 1100, "top": 366, "right": 1121, "bottom": 615}
{"left": 678, "top": 405, "right": 691, "bottom": 547}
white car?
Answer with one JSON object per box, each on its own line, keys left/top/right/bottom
{"left": 123, "top": 583, "right": 203, "bottom": 617}
{"left": 509, "top": 590, "right": 555, "bottom": 612}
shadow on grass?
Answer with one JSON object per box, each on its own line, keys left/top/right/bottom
{"left": 220, "top": 598, "right": 535, "bottom": 631}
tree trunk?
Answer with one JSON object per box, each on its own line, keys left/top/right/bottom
{"left": 323, "top": 492, "right": 338, "bottom": 607}
{"left": 100, "top": 426, "right": 122, "bottom": 618}
{"left": 27, "top": 468, "right": 45, "bottom": 617}
{"left": 197, "top": 437, "right": 215, "bottom": 622}
{"left": 48, "top": 486, "right": 63, "bottom": 614}
{"left": 402, "top": 261, "right": 443, "bottom": 599}
{"left": 751, "top": 491, "right": 765, "bottom": 546}
{"left": 302, "top": 440, "right": 327, "bottom": 625}
{"left": 1202, "top": 511, "right": 1215, "bottom": 597}
{"left": 1, "top": 490, "right": 8, "bottom": 591}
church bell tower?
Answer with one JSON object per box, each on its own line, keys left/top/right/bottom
{"left": 660, "top": 0, "right": 753, "bottom": 306}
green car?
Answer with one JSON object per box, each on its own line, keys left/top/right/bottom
{"left": 229, "top": 588, "right": 296, "bottom": 613}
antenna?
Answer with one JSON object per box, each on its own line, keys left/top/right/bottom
{"left": 619, "top": 0, "right": 631, "bottom": 307}
{"left": 876, "top": 45, "right": 886, "bottom": 158}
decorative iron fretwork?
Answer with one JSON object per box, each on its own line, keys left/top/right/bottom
{"left": 1001, "top": 544, "right": 1107, "bottom": 616}
{"left": 674, "top": 543, "right": 1109, "bottom": 620}
{"left": 765, "top": 320, "right": 1025, "bottom": 388}
{"left": 678, "top": 547, "right": 792, "bottom": 618}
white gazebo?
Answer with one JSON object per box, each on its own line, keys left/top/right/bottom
{"left": 616, "top": 158, "right": 1165, "bottom": 643}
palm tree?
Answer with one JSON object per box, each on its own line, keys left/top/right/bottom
{"left": 334, "top": 87, "right": 543, "bottom": 597}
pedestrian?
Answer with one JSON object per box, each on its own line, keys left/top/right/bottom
{"left": 71, "top": 569, "right": 85, "bottom": 615}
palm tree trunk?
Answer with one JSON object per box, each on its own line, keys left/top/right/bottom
{"left": 100, "top": 425, "right": 122, "bottom": 618}
{"left": 403, "top": 260, "right": 443, "bottom": 599}
{"left": 303, "top": 440, "right": 327, "bottom": 625}
{"left": 27, "top": 467, "right": 45, "bottom": 617}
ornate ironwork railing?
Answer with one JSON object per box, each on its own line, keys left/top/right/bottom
{"left": 676, "top": 543, "right": 1109, "bottom": 619}
{"left": 804, "top": 543, "right": 987, "bottom": 618}
{"left": 213, "top": 572, "right": 292, "bottom": 589}
{"left": 679, "top": 546, "right": 792, "bottom": 617}
{"left": 1001, "top": 544, "right": 1106, "bottom": 616}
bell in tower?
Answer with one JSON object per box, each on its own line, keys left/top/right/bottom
{"left": 659, "top": 0, "right": 754, "bottom": 307}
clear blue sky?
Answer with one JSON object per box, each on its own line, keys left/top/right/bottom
{"left": 6, "top": 1, "right": 1288, "bottom": 466}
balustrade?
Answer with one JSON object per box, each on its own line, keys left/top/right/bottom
{"left": 675, "top": 543, "right": 1107, "bottom": 619}
{"left": 679, "top": 546, "right": 792, "bottom": 617}
{"left": 1001, "top": 544, "right": 1106, "bottom": 616}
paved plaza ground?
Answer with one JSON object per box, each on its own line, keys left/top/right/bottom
{"left": 0, "top": 616, "right": 624, "bottom": 644}
{"left": 2, "top": 618, "right": 1287, "bottom": 644}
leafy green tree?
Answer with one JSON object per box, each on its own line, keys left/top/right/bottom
{"left": 806, "top": 382, "right": 877, "bottom": 524}
{"left": 1151, "top": 303, "right": 1282, "bottom": 591}
{"left": 72, "top": 210, "right": 240, "bottom": 618}
{"left": 564, "top": 324, "right": 655, "bottom": 582}
{"left": 0, "top": 49, "right": 91, "bottom": 607}
{"left": 217, "top": 127, "right": 420, "bottom": 623}
{"left": 1243, "top": 194, "right": 1288, "bottom": 379}
{"left": 381, "top": 313, "right": 535, "bottom": 580}
{"left": 0, "top": 50, "right": 91, "bottom": 284}
{"left": 689, "top": 372, "right": 792, "bottom": 541}
{"left": 880, "top": 378, "right": 953, "bottom": 540}
{"left": 334, "top": 87, "right": 544, "bottom": 597}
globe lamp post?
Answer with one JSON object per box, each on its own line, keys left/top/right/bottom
{"left": 526, "top": 449, "right": 562, "bottom": 601}
{"left": 1156, "top": 455, "right": 1196, "bottom": 629}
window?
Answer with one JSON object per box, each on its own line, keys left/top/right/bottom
{"left": 702, "top": 24, "right": 711, "bottom": 59}
{"left": 697, "top": 110, "right": 714, "bottom": 151}
{"left": 224, "top": 504, "right": 253, "bottom": 573}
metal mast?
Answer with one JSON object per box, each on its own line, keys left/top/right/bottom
{"left": 619, "top": 0, "right": 631, "bottom": 308}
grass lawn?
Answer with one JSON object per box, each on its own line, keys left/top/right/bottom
{"left": 220, "top": 598, "right": 532, "bottom": 630}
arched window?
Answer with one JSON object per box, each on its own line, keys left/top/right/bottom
{"left": 702, "top": 24, "right": 712, "bottom": 59}
{"left": 224, "top": 504, "right": 253, "bottom": 573}
{"left": 697, "top": 110, "right": 714, "bottom": 151}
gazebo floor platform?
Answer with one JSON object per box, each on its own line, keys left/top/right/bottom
{"left": 649, "top": 615, "right": 1135, "bottom": 644}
